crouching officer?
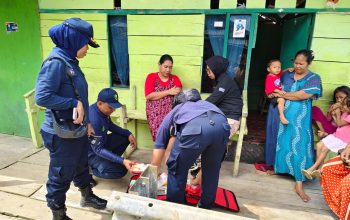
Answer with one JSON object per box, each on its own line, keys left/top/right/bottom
{"left": 152, "top": 89, "right": 230, "bottom": 209}
{"left": 35, "top": 18, "right": 107, "bottom": 220}
{"left": 88, "top": 88, "right": 137, "bottom": 180}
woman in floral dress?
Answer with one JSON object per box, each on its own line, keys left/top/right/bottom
{"left": 145, "top": 54, "right": 182, "bottom": 141}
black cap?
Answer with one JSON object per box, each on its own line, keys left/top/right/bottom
{"left": 63, "top": 18, "right": 100, "bottom": 48}
{"left": 97, "top": 88, "right": 122, "bottom": 109}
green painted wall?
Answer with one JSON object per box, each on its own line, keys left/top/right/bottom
{"left": 306, "top": 0, "right": 350, "bottom": 8}
{"left": 219, "top": 0, "right": 236, "bottom": 9}
{"left": 122, "top": 0, "right": 210, "bottom": 9}
{"left": 246, "top": 0, "right": 266, "bottom": 8}
{"left": 38, "top": 0, "right": 114, "bottom": 9}
{"left": 0, "top": 0, "right": 42, "bottom": 136}
{"left": 311, "top": 12, "right": 350, "bottom": 112}
{"left": 275, "top": 0, "right": 296, "bottom": 8}
{"left": 39, "top": 13, "right": 110, "bottom": 104}
{"left": 127, "top": 15, "right": 205, "bottom": 149}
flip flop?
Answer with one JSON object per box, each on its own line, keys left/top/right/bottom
{"left": 254, "top": 163, "right": 267, "bottom": 172}
{"left": 255, "top": 163, "right": 273, "bottom": 172}
{"left": 311, "top": 170, "right": 322, "bottom": 179}
{"left": 301, "top": 169, "right": 313, "bottom": 180}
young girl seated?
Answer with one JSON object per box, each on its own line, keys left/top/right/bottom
{"left": 302, "top": 91, "right": 350, "bottom": 179}
{"left": 312, "top": 86, "right": 350, "bottom": 138}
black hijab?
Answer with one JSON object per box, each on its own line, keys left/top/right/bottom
{"left": 205, "top": 56, "right": 229, "bottom": 80}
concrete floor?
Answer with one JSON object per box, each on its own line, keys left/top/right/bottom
{"left": 0, "top": 134, "right": 336, "bottom": 220}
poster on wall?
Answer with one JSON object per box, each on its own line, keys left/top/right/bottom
{"left": 233, "top": 19, "right": 246, "bottom": 38}
{"left": 6, "top": 22, "right": 18, "bottom": 32}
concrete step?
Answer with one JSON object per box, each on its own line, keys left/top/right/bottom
{"left": 0, "top": 191, "right": 110, "bottom": 220}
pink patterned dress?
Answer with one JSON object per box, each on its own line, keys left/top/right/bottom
{"left": 146, "top": 76, "right": 176, "bottom": 141}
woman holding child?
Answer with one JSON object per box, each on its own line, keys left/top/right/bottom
{"left": 273, "top": 49, "right": 322, "bottom": 202}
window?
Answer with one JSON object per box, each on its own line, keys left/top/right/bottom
{"left": 201, "top": 15, "right": 250, "bottom": 92}
{"left": 109, "top": 16, "right": 130, "bottom": 87}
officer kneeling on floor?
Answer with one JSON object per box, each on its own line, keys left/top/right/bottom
{"left": 152, "top": 88, "right": 230, "bottom": 209}
{"left": 88, "top": 88, "right": 137, "bottom": 182}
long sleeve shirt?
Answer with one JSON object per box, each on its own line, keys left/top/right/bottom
{"left": 154, "top": 100, "right": 225, "bottom": 149}
{"left": 206, "top": 74, "right": 243, "bottom": 120}
{"left": 35, "top": 47, "right": 89, "bottom": 134}
{"left": 88, "top": 103, "right": 131, "bottom": 164}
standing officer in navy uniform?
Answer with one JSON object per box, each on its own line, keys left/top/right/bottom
{"left": 35, "top": 18, "right": 107, "bottom": 220}
{"left": 152, "top": 89, "right": 230, "bottom": 209}
{"left": 88, "top": 88, "right": 137, "bottom": 180}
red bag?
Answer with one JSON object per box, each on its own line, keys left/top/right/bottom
{"left": 185, "top": 184, "right": 201, "bottom": 205}
{"left": 215, "top": 187, "right": 239, "bottom": 212}
{"left": 129, "top": 177, "right": 239, "bottom": 212}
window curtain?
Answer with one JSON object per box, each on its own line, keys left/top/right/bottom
{"left": 109, "top": 16, "right": 129, "bottom": 86}
{"left": 227, "top": 15, "right": 250, "bottom": 78}
{"left": 206, "top": 15, "right": 250, "bottom": 79}
{"left": 205, "top": 15, "right": 226, "bottom": 57}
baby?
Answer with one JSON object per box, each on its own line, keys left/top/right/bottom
{"left": 264, "top": 59, "right": 289, "bottom": 124}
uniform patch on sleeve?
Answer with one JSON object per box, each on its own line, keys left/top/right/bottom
{"left": 219, "top": 87, "right": 225, "bottom": 92}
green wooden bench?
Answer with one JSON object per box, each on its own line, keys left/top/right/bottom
{"left": 24, "top": 88, "right": 247, "bottom": 176}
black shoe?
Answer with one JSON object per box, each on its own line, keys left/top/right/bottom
{"left": 79, "top": 186, "right": 107, "bottom": 210}
{"left": 90, "top": 178, "right": 97, "bottom": 188}
{"left": 51, "top": 207, "right": 72, "bottom": 220}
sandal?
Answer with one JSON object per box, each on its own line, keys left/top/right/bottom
{"left": 301, "top": 169, "right": 313, "bottom": 180}
{"left": 254, "top": 163, "right": 273, "bottom": 172}
{"left": 311, "top": 170, "right": 322, "bottom": 179}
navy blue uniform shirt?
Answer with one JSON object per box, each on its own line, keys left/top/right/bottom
{"left": 88, "top": 103, "right": 131, "bottom": 164}
{"left": 154, "top": 100, "right": 225, "bottom": 149}
{"left": 35, "top": 47, "right": 89, "bottom": 134}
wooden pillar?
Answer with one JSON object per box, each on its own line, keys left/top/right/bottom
{"left": 233, "top": 90, "right": 248, "bottom": 177}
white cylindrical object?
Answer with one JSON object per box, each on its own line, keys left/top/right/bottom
{"left": 107, "top": 191, "right": 251, "bottom": 220}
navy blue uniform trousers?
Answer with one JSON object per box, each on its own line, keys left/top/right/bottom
{"left": 166, "top": 112, "right": 230, "bottom": 208}
{"left": 41, "top": 130, "right": 91, "bottom": 210}
{"left": 88, "top": 133, "right": 129, "bottom": 179}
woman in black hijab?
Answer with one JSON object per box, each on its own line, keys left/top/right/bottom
{"left": 205, "top": 56, "right": 243, "bottom": 138}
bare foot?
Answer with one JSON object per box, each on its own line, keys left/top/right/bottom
{"left": 266, "top": 170, "right": 275, "bottom": 176}
{"left": 295, "top": 182, "right": 311, "bottom": 203}
{"left": 280, "top": 116, "right": 289, "bottom": 124}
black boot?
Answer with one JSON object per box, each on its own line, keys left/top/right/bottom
{"left": 79, "top": 186, "right": 107, "bottom": 209}
{"left": 51, "top": 207, "right": 72, "bottom": 220}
